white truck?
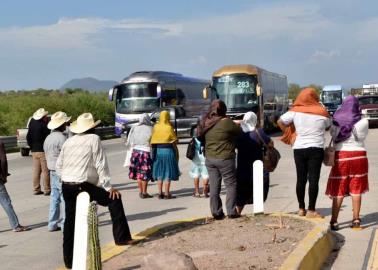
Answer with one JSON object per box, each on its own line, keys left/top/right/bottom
{"left": 16, "top": 117, "right": 32, "bottom": 156}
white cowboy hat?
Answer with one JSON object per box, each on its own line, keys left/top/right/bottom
{"left": 47, "top": 111, "right": 71, "bottom": 130}
{"left": 32, "top": 108, "right": 48, "bottom": 120}
{"left": 70, "top": 113, "right": 101, "bottom": 134}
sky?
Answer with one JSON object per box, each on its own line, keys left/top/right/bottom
{"left": 1, "top": 0, "right": 378, "bottom": 90}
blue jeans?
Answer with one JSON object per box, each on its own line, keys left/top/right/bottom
{"left": 0, "top": 182, "right": 20, "bottom": 229}
{"left": 48, "top": 171, "right": 65, "bottom": 231}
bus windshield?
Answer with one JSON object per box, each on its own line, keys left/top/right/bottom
{"left": 321, "top": 91, "right": 342, "bottom": 105}
{"left": 116, "top": 83, "right": 159, "bottom": 113}
{"left": 212, "top": 74, "right": 258, "bottom": 111}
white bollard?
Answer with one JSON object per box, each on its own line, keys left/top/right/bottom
{"left": 72, "top": 192, "right": 90, "bottom": 270}
{"left": 253, "top": 160, "right": 264, "bottom": 215}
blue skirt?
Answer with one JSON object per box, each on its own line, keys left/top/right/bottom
{"left": 152, "top": 148, "right": 180, "bottom": 181}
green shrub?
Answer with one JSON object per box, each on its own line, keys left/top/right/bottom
{"left": 0, "top": 89, "right": 115, "bottom": 136}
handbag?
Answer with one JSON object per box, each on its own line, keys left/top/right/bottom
{"left": 323, "top": 138, "right": 335, "bottom": 166}
{"left": 186, "top": 137, "right": 196, "bottom": 160}
{"left": 123, "top": 143, "right": 133, "bottom": 167}
{"left": 255, "top": 129, "right": 281, "bottom": 172}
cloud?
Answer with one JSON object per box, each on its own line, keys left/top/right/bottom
{"left": 0, "top": 18, "right": 181, "bottom": 49}
{"left": 182, "top": 4, "right": 332, "bottom": 40}
{"left": 309, "top": 50, "right": 341, "bottom": 62}
{"left": 189, "top": 56, "right": 208, "bottom": 65}
{"left": 0, "top": 4, "right": 334, "bottom": 50}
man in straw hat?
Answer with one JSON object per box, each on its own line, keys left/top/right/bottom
{"left": 27, "top": 108, "right": 51, "bottom": 195}
{"left": 44, "top": 111, "right": 71, "bottom": 232}
{"left": 56, "top": 113, "right": 134, "bottom": 269}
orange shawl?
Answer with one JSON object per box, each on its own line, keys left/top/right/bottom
{"left": 281, "top": 88, "right": 329, "bottom": 145}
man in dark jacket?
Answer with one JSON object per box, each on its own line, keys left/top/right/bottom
{"left": 26, "top": 108, "right": 51, "bottom": 195}
{"left": 0, "top": 139, "right": 29, "bottom": 232}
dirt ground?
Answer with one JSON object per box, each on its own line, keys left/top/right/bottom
{"left": 103, "top": 215, "right": 313, "bottom": 270}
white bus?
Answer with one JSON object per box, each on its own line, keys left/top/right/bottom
{"left": 108, "top": 71, "right": 210, "bottom": 137}
{"left": 320, "top": 85, "right": 344, "bottom": 115}
{"left": 203, "top": 64, "right": 288, "bottom": 130}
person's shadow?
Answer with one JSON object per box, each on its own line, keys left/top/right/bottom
{"left": 336, "top": 212, "right": 378, "bottom": 230}
{"left": 98, "top": 207, "right": 187, "bottom": 226}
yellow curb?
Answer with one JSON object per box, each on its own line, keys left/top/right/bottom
{"left": 367, "top": 228, "right": 378, "bottom": 269}
{"left": 276, "top": 213, "right": 335, "bottom": 270}
{"left": 57, "top": 214, "right": 333, "bottom": 270}
{"left": 56, "top": 216, "right": 205, "bottom": 270}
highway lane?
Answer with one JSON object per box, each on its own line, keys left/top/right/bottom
{"left": 1, "top": 131, "right": 378, "bottom": 269}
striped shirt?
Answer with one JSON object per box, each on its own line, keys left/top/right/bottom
{"left": 56, "top": 133, "right": 112, "bottom": 191}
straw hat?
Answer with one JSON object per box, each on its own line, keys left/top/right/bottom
{"left": 47, "top": 111, "right": 71, "bottom": 130}
{"left": 70, "top": 113, "right": 101, "bottom": 134}
{"left": 32, "top": 108, "right": 48, "bottom": 120}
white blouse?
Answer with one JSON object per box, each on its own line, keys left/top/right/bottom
{"left": 331, "top": 118, "right": 369, "bottom": 151}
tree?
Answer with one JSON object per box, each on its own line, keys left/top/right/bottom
{"left": 288, "top": 83, "right": 301, "bottom": 100}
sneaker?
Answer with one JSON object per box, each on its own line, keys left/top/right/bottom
{"left": 48, "top": 227, "right": 61, "bottom": 232}
{"left": 13, "top": 225, "right": 30, "bottom": 232}
{"left": 33, "top": 191, "right": 43, "bottom": 195}
{"left": 306, "top": 211, "right": 324, "bottom": 219}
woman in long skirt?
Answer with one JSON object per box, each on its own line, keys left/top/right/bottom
{"left": 150, "top": 111, "right": 180, "bottom": 199}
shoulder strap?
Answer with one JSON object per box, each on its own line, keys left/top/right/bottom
{"left": 255, "top": 129, "right": 268, "bottom": 148}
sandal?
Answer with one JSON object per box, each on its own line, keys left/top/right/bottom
{"left": 330, "top": 221, "right": 339, "bottom": 231}
{"left": 158, "top": 193, "right": 165, "bottom": 200}
{"left": 306, "top": 211, "right": 324, "bottom": 219}
{"left": 164, "top": 194, "right": 176, "bottom": 200}
{"left": 351, "top": 218, "right": 362, "bottom": 230}
{"left": 13, "top": 225, "right": 29, "bottom": 232}
{"left": 192, "top": 193, "right": 201, "bottom": 198}
{"left": 298, "top": 209, "right": 306, "bottom": 217}
{"left": 142, "top": 193, "right": 153, "bottom": 199}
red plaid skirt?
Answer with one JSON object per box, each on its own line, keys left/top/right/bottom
{"left": 325, "top": 151, "right": 369, "bottom": 198}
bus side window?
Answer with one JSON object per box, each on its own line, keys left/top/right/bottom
{"left": 162, "top": 89, "right": 177, "bottom": 106}
{"left": 177, "top": 89, "right": 185, "bottom": 104}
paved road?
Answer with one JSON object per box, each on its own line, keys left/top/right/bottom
{"left": 0, "top": 130, "right": 377, "bottom": 270}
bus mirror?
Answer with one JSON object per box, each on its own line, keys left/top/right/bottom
{"left": 157, "top": 84, "right": 162, "bottom": 98}
{"left": 256, "top": 84, "right": 261, "bottom": 96}
{"left": 203, "top": 86, "right": 209, "bottom": 99}
{"left": 108, "top": 87, "right": 115, "bottom": 101}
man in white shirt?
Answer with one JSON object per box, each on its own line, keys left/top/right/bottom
{"left": 56, "top": 113, "right": 134, "bottom": 269}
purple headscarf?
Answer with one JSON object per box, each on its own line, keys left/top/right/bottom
{"left": 333, "top": 96, "right": 361, "bottom": 143}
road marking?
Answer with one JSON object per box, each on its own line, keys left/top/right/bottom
{"left": 366, "top": 228, "right": 378, "bottom": 270}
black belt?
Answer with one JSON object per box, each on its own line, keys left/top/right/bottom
{"left": 62, "top": 182, "right": 83, "bottom": 186}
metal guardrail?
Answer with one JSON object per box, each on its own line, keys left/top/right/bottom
{"left": 0, "top": 136, "right": 17, "bottom": 149}
{"left": 0, "top": 126, "right": 115, "bottom": 151}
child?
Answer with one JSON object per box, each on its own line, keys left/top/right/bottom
{"left": 189, "top": 137, "right": 209, "bottom": 198}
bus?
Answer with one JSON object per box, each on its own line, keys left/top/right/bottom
{"left": 108, "top": 71, "right": 210, "bottom": 138}
{"left": 320, "top": 85, "right": 344, "bottom": 115}
{"left": 202, "top": 64, "right": 288, "bottom": 130}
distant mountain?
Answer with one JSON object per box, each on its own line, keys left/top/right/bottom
{"left": 60, "top": 77, "right": 118, "bottom": 92}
